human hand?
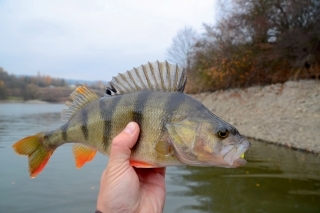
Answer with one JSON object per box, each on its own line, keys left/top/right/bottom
{"left": 96, "top": 122, "right": 166, "bottom": 213}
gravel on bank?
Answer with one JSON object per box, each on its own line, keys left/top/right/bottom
{"left": 190, "top": 80, "right": 320, "bottom": 155}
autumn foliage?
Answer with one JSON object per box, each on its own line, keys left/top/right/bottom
{"left": 0, "top": 68, "right": 70, "bottom": 101}
{"left": 169, "top": 0, "right": 320, "bottom": 93}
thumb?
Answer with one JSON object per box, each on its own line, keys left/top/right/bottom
{"left": 108, "top": 122, "right": 140, "bottom": 166}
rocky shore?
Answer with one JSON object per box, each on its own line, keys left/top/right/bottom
{"left": 191, "top": 80, "right": 320, "bottom": 155}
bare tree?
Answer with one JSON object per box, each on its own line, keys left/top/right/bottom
{"left": 166, "top": 26, "right": 198, "bottom": 69}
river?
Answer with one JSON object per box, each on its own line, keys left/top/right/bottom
{"left": 0, "top": 103, "right": 319, "bottom": 213}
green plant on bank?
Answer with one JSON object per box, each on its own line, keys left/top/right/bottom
{"left": 7, "top": 96, "right": 23, "bottom": 101}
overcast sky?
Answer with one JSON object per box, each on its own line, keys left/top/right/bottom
{"left": 0, "top": 0, "right": 217, "bottom": 81}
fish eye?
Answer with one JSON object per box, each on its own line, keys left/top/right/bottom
{"left": 216, "top": 127, "right": 229, "bottom": 138}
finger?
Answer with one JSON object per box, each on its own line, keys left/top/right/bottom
{"left": 154, "top": 167, "right": 166, "bottom": 176}
{"left": 109, "top": 122, "right": 140, "bottom": 165}
{"left": 134, "top": 167, "right": 166, "bottom": 178}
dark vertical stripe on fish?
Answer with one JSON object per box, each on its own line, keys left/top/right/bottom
{"left": 132, "top": 91, "right": 151, "bottom": 125}
{"left": 61, "top": 123, "right": 69, "bottom": 141}
{"left": 43, "top": 132, "right": 50, "bottom": 141}
{"left": 80, "top": 109, "right": 89, "bottom": 140}
{"left": 165, "top": 92, "right": 186, "bottom": 119}
{"left": 99, "top": 96, "right": 122, "bottom": 149}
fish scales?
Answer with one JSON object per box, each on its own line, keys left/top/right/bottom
{"left": 12, "top": 61, "right": 251, "bottom": 178}
{"left": 45, "top": 91, "right": 188, "bottom": 165}
{"left": 97, "top": 91, "right": 187, "bottom": 164}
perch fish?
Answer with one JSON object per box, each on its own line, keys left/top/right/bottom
{"left": 12, "top": 61, "right": 251, "bottom": 178}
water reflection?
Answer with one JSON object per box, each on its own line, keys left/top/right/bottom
{"left": 166, "top": 140, "right": 320, "bottom": 213}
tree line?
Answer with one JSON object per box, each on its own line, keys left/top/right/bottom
{"left": 0, "top": 67, "right": 107, "bottom": 102}
{"left": 167, "top": 0, "right": 320, "bottom": 93}
{"left": 0, "top": 67, "right": 70, "bottom": 101}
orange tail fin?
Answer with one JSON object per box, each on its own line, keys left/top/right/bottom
{"left": 12, "top": 133, "right": 54, "bottom": 178}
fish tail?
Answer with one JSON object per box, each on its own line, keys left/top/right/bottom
{"left": 12, "top": 133, "right": 54, "bottom": 178}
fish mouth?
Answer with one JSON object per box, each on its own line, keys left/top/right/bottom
{"left": 223, "top": 139, "right": 251, "bottom": 167}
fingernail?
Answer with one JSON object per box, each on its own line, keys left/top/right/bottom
{"left": 123, "top": 122, "right": 135, "bottom": 134}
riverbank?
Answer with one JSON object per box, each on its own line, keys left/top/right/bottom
{"left": 191, "top": 80, "right": 320, "bottom": 155}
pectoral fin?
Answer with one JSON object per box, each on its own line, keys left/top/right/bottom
{"left": 154, "top": 133, "right": 175, "bottom": 156}
{"left": 72, "top": 144, "right": 97, "bottom": 168}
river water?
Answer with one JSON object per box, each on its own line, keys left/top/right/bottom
{"left": 0, "top": 103, "right": 319, "bottom": 213}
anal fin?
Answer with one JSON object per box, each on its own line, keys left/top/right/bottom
{"left": 72, "top": 144, "right": 97, "bottom": 168}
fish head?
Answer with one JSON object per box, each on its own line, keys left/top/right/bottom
{"left": 166, "top": 117, "right": 251, "bottom": 168}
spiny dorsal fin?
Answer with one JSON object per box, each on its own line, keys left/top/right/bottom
{"left": 106, "top": 61, "right": 187, "bottom": 96}
{"left": 61, "top": 86, "right": 99, "bottom": 122}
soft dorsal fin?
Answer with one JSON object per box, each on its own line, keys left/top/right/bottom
{"left": 106, "top": 61, "right": 187, "bottom": 95}
{"left": 61, "top": 86, "right": 99, "bottom": 122}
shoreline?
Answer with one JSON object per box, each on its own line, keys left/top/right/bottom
{"left": 190, "top": 80, "right": 320, "bottom": 155}
{"left": 0, "top": 100, "right": 62, "bottom": 104}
